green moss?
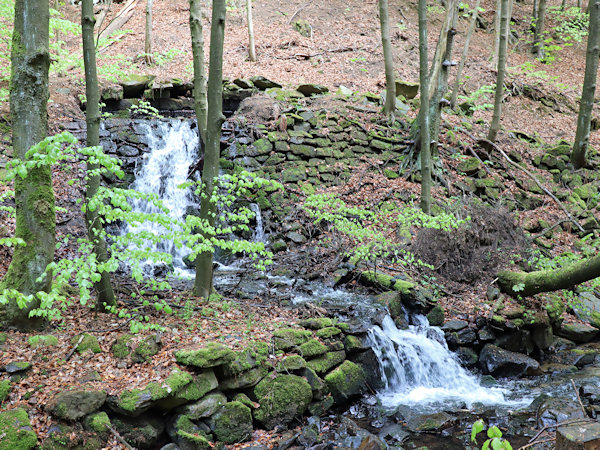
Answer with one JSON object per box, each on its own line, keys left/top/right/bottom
{"left": 315, "top": 326, "right": 342, "bottom": 339}
{"left": 28, "top": 335, "right": 58, "bottom": 349}
{"left": 276, "top": 355, "right": 307, "bottom": 372}
{"left": 174, "top": 415, "right": 212, "bottom": 448}
{"left": 299, "top": 339, "right": 328, "bottom": 358}
{"left": 254, "top": 374, "right": 313, "bottom": 429}
{"left": 175, "top": 342, "right": 235, "bottom": 368}
{"left": 0, "top": 379, "right": 11, "bottom": 402}
{"left": 306, "top": 350, "right": 346, "bottom": 374}
{"left": 299, "top": 317, "right": 333, "bottom": 329}
{"left": 85, "top": 412, "right": 111, "bottom": 433}
{"left": 147, "top": 369, "right": 193, "bottom": 400}
{"left": 212, "top": 402, "right": 253, "bottom": 444}
{"left": 343, "top": 335, "right": 364, "bottom": 353}
{"left": 0, "top": 408, "right": 37, "bottom": 449}
{"left": 174, "top": 370, "right": 218, "bottom": 402}
{"left": 0, "top": 332, "right": 7, "bottom": 345}
{"left": 111, "top": 334, "right": 133, "bottom": 359}
{"left": 224, "top": 341, "right": 269, "bottom": 375}
{"left": 71, "top": 333, "right": 101, "bottom": 354}
{"left": 132, "top": 336, "right": 160, "bottom": 362}
{"left": 324, "top": 360, "right": 366, "bottom": 403}
{"left": 273, "top": 328, "right": 312, "bottom": 350}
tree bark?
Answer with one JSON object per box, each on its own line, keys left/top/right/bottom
{"left": 190, "top": 0, "right": 208, "bottom": 144}
{"left": 193, "top": 0, "right": 226, "bottom": 299}
{"left": 498, "top": 253, "right": 600, "bottom": 297}
{"left": 379, "top": 0, "right": 396, "bottom": 118}
{"left": 82, "top": 0, "right": 116, "bottom": 310}
{"left": 247, "top": 0, "right": 256, "bottom": 61}
{"left": 492, "top": 0, "right": 501, "bottom": 65}
{"left": 533, "top": 0, "right": 547, "bottom": 58}
{"left": 571, "top": 0, "right": 600, "bottom": 169}
{"left": 450, "top": 0, "right": 481, "bottom": 110}
{"left": 145, "top": 0, "right": 154, "bottom": 64}
{"left": 487, "top": 0, "right": 509, "bottom": 142}
{"left": 0, "top": 0, "right": 52, "bottom": 330}
{"left": 418, "top": 0, "right": 431, "bottom": 214}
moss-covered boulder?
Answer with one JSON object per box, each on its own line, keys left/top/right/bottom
{"left": 307, "top": 350, "right": 347, "bottom": 374}
{"left": 427, "top": 305, "right": 445, "bottom": 326}
{"left": 175, "top": 343, "right": 235, "bottom": 368}
{"left": 222, "top": 341, "right": 269, "bottom": 376}
{"left": 177, "top": 392, "right": 227, "bottom": 420}
{"left": 71, "top": 333, "right": 102, "bottom": 354}
{"left": 28, "top": 335, "right": 58, "bottom": 349}
{"left": 84, "top": 411, "right": 111, "bottom": 434}
{"left": 210, "top": 401, "right": 253, "bottom": 444}
{"left": 0, "top": 379, "right": 11, "bottom": 403}
{"left": 343, "top": 335, "right": 368, "bottom": 353}
{"left": 374, "top": 291, "right": 404, "bottom": 320}
{"left": 315, "top": 326, "right": 342, "bottom": 339}
{"left": 0, "top": 408, "right": 37, "bottom": 449}
{"left": 276, "top": 355, "right": 307, "bottom": 372}
{"left": 132, "top": 335, "right": 161, "bottom": 363}
{"left": 272, "top": 328, "right": 312, "bottom": 350}
{"left": 254, "top": 374, "right": 313, "bottom": 429}
{"left": 301, "top": 367, "right": 327, "bottom": 399}
{"left": 219, "top": 365, "right": 268, "bottom": 390}
{"left": 299, "top": 317, "right": 333, "bottom": 329}
{"left": 48, "top": 389, "right": 107, "bottom": 421}
{"left": 324, "top": 361, "right": 366, "bottom": 403}
{"left": 299, "top": 338, "right": 328, "bottom": 357}
{"left": 168, "top": 414, "right": 212, "bottom": 449}
{"left": 111, "top": 334, "right": 133, "bottom": 359}
{"left": 112, "top": 415, "right": 164, "bottom": 449}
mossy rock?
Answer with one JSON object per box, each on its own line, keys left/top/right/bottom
{"left": 374, "top": 291, "right": 403, "bottom": 321}
{"left": 233, "top": 392, "right": 257, "bottom": 409}
{"left": 28, "top": 335, "right": 58, "bottom": 349}
{"left": 276, "top": 355, "right": 307, "bottom": 372}
{"left": 219, "top": 365, "right": 268, "bottom": 390}
{"left": 254, "top": 374, "right": 313, "bottom": 429}
{"left": 307, "top": 350, "right": 346, "bottom": 375}
{"left": 177, "top": 392, "right": 227, "bottom": 420}
{"left": 49, "top": 389, "right": 107, "bottom": 421}
{"left": 132, "top": 335, "right": 161, "bottom": 363}
{"left": 110, "top": 334, "right": 133, "bottom": 359}
{"left": 170, "top": 414, "right": 213, "bottom": 449}
{"left": 0, "top": 379, "right": 11, "bottom": 403}
{"left": 299, "top": 339, "right": 328, "bottom": 358}
{"left": 395, "top": 80, "right": 419, "bottom": 99}
{"left": 298, "top": 317, "right": 333, "bottom": 330}
{"left": 223, "top": 341, "right": 269, "bottom": 376}
{"left": 84, "top": 411, "right": 111, "bottom": 433}
{"left": 457, "top": 157, "right": 481, "bottom": 175}
{"left": 71, "top": 333, "right": 102, "bottom": 354}
{"left": 315, "top": 326, "right": 342, "bottom": 339}
{"left": 324, "top": 360, "right": 366, "bottom": 403}
{"left": 426, "top": 305, "right": 445, "bottom": 326}
{"left": 172, "top": 370, "right": 218, "bottom": 402}
{"left": 343, "top": 335, "right": 368, "bottom": 352}
{"left": 0, "top": 408, "right": 37, "bottom": 449}
{"left": 175, "top": 342, "right": 235, "bottom": 368}
{"left": 273, "top": 328, "right": 312, "bottom": 350}
{"left": 210, "top": 401, "right": 253, "bottom": 444}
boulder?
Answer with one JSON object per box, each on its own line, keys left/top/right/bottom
{"left": 250, "top": 76, "right": 281, "bottom": 90}
{"left": 119, "top": 74, "right": 156, "bottom": 97}
{"left": 324, "top": 360, "right": 366, "bottom": 403}
{"left": 113, "top": 415, "right": 165, "bottom": 449}
{"left": 557, "top": 420, "right": 600, "bottom": 449}
{"left": 573, "top": 292, "right": 600, "bottom": 328}
{"left": 48, "top": 389, "right": 107, "bottom": 421}
{"left": 556, "top": 322, "right": 598, "bottom": 343}
{"left": 407, "top": 412, "right": 455, "bottom": 432}
{"left": 0, "top": 408, "right": 37, "bottom": 450}
{"left": 175, "top": 343, "right": 235, "bottom": 368}
{"left": 426, "top": 305, "right": 444, "bottom": 326}
{"left": 167, "top": 414, "right": 212, "bottom": 449}
{"left": 210, "top": 401, "right": 253, "bottom": 444}
{"left": 479, "top": 344, "right": 541, "bottom": 377}
{"left": 254, "top": 374, "right": 312, "bottom": 429}
{"left": 176, "top": 392, "right": 227, "bottom": 419}
{"left": 537, "top": 396, "right": 585, "bottom": 428}
{"left": 297, "top": 84, "right": 329, "bottom": 97}
{"left": 394, "top": 80, "right": 419, "bottom": 99}
{"left": 307, "top": 350, "right": 346, "bottom": 374}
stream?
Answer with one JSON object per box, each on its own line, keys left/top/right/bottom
{"left": 120, "top": 119, "right": 595, "bottom": 448}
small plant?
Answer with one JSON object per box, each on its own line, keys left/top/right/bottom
{"left": 457, "top": 84, "right": 496, "bottom": 114}
{"left": 130, "top": 100, "right": 162, "bottom": 119}
{"left": 471, "top": 420, "right": 513, "bottom": 450}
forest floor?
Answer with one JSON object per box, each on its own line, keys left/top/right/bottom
{"left": 0, "top": 0, "right": 599, "bottom": 448}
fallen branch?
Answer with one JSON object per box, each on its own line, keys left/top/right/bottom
{"left": 97, "top": 0, "right": 139, "bottom": 44}
{"left": 107, "top": 425, "right": 136, "bottom": 450}
{"left": 518, "top": 437, "right": 555, "bottom": 450}
{"left": 287, "top": 1, "right": 313, "bottom": 24}
{"left": 571, "top": 378, "right": 587, "bottom": 416}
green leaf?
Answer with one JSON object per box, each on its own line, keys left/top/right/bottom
{"left": 487, "top": 426, "right": 503, "bottom": 439}
{"left": 471, "top": 419, "right": 484, "bottom": 442}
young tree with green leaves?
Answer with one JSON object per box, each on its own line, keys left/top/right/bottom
{"left": 0, "top": 0, "right": 53, "bottom": 330}
{"left": 571, "top": 0, "right": 600, "bottom": 169}
{"left": 82, "top": 0, "right": 116, "bottom": 309}
{"left": 193, "top": 0, "right": 226, "bottom": 298}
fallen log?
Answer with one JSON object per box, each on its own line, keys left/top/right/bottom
{"left": 498, "top": 253, "right": 600, "bottom": 297}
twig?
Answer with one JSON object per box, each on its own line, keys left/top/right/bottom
{"left": 467, "top": 145, "right": 492, "bottom": 175}
{"left": 287, "top": 1, "right": 313, "bottom": 24}
{"left": 528, "top": 418, "right": 590, "bottom": 443}
{"left": 460, "top": 129, "right": 584, "bottom": 233}
{"left": 530, "top": 219, "right": 571, "bottom": 240}
{"left": 571, "top": 378, "right": 587, "bottom": 416}
{"left": 65, "top": 334, "right": 85, "bottom": 362}
{"left": 107, "top": 425, "right": 136, "bottom": 450}
{"left": 518, "top": 437, "right": 556, "bottom": 449}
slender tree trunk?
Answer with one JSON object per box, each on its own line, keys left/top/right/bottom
{"left": 533, "top": 0, "right": 547, "bottom": 58}
{"left": 450, "top": 0, "right": 481, "bottom": 110}
{"left": 0, "top": 0, "right": 52, "bottom": 330}
{"left": 379, "top": 0, "right": 396, "bottom": 118}
{"left": 487, "top": 0, "right": 509, "bottom": 142}
{"left": 247, "top": 0, "right": 256, "bottom": 61}
{"left": 145, "top": 0, "right": 154, "bottom": 64}
{"left": 498, "top": 253, "right": 600, "bottom": 297}
{"left": 190, "top": 0, "right": 208, "bottom": 144}
{"left": 571, "top": 0, "right": 600, "bottom": 168}
{"left": 418, "top": 0, "right": 431, "bottom": 215}
{"left": 492, "top": 0, "right": 501, "bottom": 65}
{"left": 82, "top": 0, "right": 116, "bottom": 310}
{"left": 561, "top": 0, "right": 567, "bottom": 11}
{"left": 506, "top": 0, "right": 513, "bottom": 43}
{"left": 193, "top": 0, "right": 226, "bottom": 299}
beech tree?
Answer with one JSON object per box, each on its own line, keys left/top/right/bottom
{"left": 190, "top": 0, "right": 208, "bottom": 143}
{"left": 379, "top": 0, "right": 396, "bottom": 118}
{"left": 247, "top": 0, "right": 256, "bottom": 61}
{"left": 145, "top": 0, "right": 155, "bottom": 64}
{"left": 418, "top": 0, "right": 431, "bottom": 214}
{"left": 533, "top": 0, "right": 548, "bottom": 58}
{"left": 571, "top": 0, "right": 600, "bottom": 169}
{"left": 487, "top": 0, "right": 509, "bottom": 142}
{"left": 82, "top": 0, "right": 117, "bottom": 309}
{"left": 0, "top": 0, "right": 52, "bottom": 330}
{"left": 193, "top": 0, "right": 226, "bottom": 298}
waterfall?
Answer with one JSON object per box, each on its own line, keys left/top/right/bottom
{"left": 368, "top": 315, "right": 507, "bottom": 408}
{"left": 250, "top": 203, "right": 265, "bottom": 243}
{"left": 121, "top": 120, "right": 199, "bottom": 274}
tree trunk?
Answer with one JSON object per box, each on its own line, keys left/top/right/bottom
{"left": 0, "top": 0, "right": 52, "bottom": 330}
{"left": 533, "top": 0, "right": 547, "bottom": 58}
{"left": 571, "top": 0, "right": 600, "bottom": 169}
{"left": 247, "top": 0, "right": 256, "bottom": 61}
{"left": 193, "top": 0, "right": 226, "bottom": 299}
{"left": 450, "top": 0, "right": 480, "bottom": 110}
{"left": 379, "top": 0, "right": 396, "bottom": 118}
{"left": 498, "top": 253, "right": 600, "bottom": 297}
{"left": 492, "top": 0, "right": 501, "bottom": 65}
{"left": 418, "top": 0, "right": 431, "bottom": 215}
{"left": 190, "top": 0, "right": 208, "bottom": 144}
{"left": 145, "top": 0, "right": 154, "bottom": 64}
{"left": 82, "top": 0, "right": 116, "bottom": 310}
{"left": 487, "top": 0, "right": 509, "bottom": 142}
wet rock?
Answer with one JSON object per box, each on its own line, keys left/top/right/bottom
{"left": 48, "top": 389, "right": 107, "bottom": 421}
{"left": 406, "top": 411, "right": 455, "bottom": 432}
{"left": 494, "top": 329, "right": 534, "bottom": 354}
{"left": 573, "top": 292, "right": 600, "bottom": 328}
{"left": 537, "top": 396, "right": 585, "bottom": 427}
{"left": 557, "top": 419, "right": 600, "bottom": 449}
{"left": 254, "top": 374, "right": 312, "bottom": 429}
{"left": 378, "top": 423, "right": 410, "bottom": 445}
{"left": 556, "top": 322, "right": 598, "bottom": 343}
{"left": 351, "top": 349, "right": 385, "bottom": 391}
{"left": 478, "top": 326, "right": 496, "bottom": 342}
{"left": 426, "top": 305, "right": 444, "bottom": 326}
{"left": 547, "top": 346, "right": 600, "bottom": 368}
{"left": 479, "top": 344, "right": 541, "bottom": 377}
{"left": 456, "top": 346, "right": 478, "bottom": 367}
{"left": 324, "top": 360, "right": 366, "bottom": 403}
{"left": 446, "top": 327, "right": 477, "bottom": 348}
{"left": 442, "top": 319, "right": 468, "bottom": 332}
{"left": 540, "top": 363, "right": 578, "bottom": 374}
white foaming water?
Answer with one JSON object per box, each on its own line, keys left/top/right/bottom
{"left": 122, "top": 120, "right": 198, "bottom": 273}
{"left": 250, "top": 203, "right": 265, "bottom": 243}
{"left": 368, "top": 315, "right": 508, "bottom": 408}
